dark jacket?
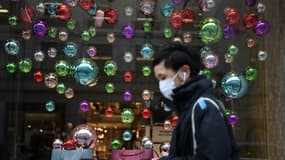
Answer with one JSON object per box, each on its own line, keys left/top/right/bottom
{"left": 160, "top": 75, "right": 239, "bottom": 160}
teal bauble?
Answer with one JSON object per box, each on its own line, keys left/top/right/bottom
{"left": 221, "top": 73, "right": 248, "bottom": 99}
{"left": 74, "top": 58, "right": 99, "bottom": 85}
{"left": 122, "top": 130, "right": 133, "bottom": 141}
{"left": 63, "top": 42, "right": 78, "bottom": 57}
{"left": 45, "top": 101, "right": 55, "bottom": 112}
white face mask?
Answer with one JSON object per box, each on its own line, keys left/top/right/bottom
{"left": 159, "top": 71, "right": 181, "bottom": 101}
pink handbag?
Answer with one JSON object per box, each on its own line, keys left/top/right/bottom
{"left": 111, "top": 149, "right": 153, "bottom": 160}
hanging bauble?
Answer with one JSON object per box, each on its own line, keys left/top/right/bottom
{"left": 88, "top": 27, "right": 96, "bottom": 37}
{"left": 71, "top": 124, "right": 96, "bottom": 148}
{"left": 74, "top": 58, "right": 99, "bottom": 85}
{"left": 45, "top": 73, "right": 58, "bottom": 88}
{"left": 34, "top": 50, "right": 45, "bottom": 62}
{"left": 33, "top": 71, "right": 44, "bottom": 83}
{"left": 105, "top": 82, "right": 115, "bottom": 93}
{"left": 255, "top": 20, "right": 270, "bottom": 36}
{"left": 22, "top": 29, "right": 32, "bottom": 40}
{"left": 257, "top": 50, "right": 267, "bottom": 61}
{"left": 87, "top": 46, "right": 96, "bottom": 57}
{"left": 48, "top": 47, "right": 57, "bottom": 58}
{"left": 45, "top": 101, "right": 55, "bottom": 112}
{"left": 122, "top": 24, "right": 135, "bottom": 39}
{"left": 63, "top": 42, "right": 78, "bottom": 57}
{"left": 123, "top": 90, "right": 132, "bottom": 102}
{"left": 245, "top": 66, "right": 258, "bottom": 81}
{"left": 170, "top": 12, "right": 183, "bottom": 28}
{"left": 53, "top": 139, "right": 63, "bottom": 149}
{"left": 171, "top": 115, "right": 179, "bottom": 127}
{"left": 65, "top": 88, "right": 74, "bottom": 99}
{"left": 202, "top": 69, "right": 212, "bottom": 78}
{"left": 56, "top": 83, "right": 67, "bottom": 94}
{"left": 65, "top": 0, "right": 78, "bottom": 7}
{"left": 81, "top": 30, "right": 91, "bottom": 41}
{"left": 160, "top": 3, "right": 174, "bottom": 17}
{"left": 141, "top": 108, "right": 152, "bottom": 119}
{"left": 228, "top": 45, "right": 239, "bottom": 55}
{"left": 243, "top": 13, "right": 258, "bottom": 29}
{"left": 140, "top": 43, "right": 154, "bottom": 59}
{"left": 142, "top": 90, "right": 152, "bottom": 102}
{"left": 200, "top": 46, "right": 213, "bottom": 58}
{"left": 141, "top": 136, "right": 151, "bottom": 145}
{"left": 123, "top": 52, "right": 133, "bottom": 63}
{"left": 224, "top": 53, "right": 234, "bottom": 63}
{"left": 247, "top": 38, "right": 256, "bottom": 48}
{"left": 202, "top": 53, "right": 219, "bottom": 69}
{"left": 228, "top": 113, "right": 239, "bottom": 125}
{"left": 121, "top": 108, "right": 134, "bottom": 124}
{"left": 55, "top": 60, "right": 69, "bottom": 77}
{"left": 122, "top": 130, "right": 133, "bottom": 141}
{"left": 36, "top": 2, "right": 45, "bottom": 14}
{"left": 123, "top": 71, "right": 133, "bottom": 83}
{"left": 18, "top": 58, "right": 32, "bottom": 73}
{"left": 104, "top": 8, "right": 119, "bottom": 24}
{"left": 140, "top": 0, "right": 155, "bottom": 15}
{"left": 62, "top": 139, "right": 77, "bottom": 150}
{"left": 160, "top": 143, "right": 170, "bottom": 156}
{"left": 79, "top": 0, "right": 94, "bottom": 10}
{"left": 87, "top": 2, "right": 98, "bottom": 16}
{"left": 56, "top": 4, "right": 71, "bottom": 21}
{"left": 181, "top": 8, "right": 195, "bottom": 24}
{"left": 4, "top": 39, "right": 20, "bottom": 55}
{"left": 245, "top": 0, "right": 256, "bottom": 7}
{"left": 47, "top": 3, "right": 58, "bottom": 17}
{"left": 224, "top": 8, "right": 241, "bottom": 25}
{"left": 104, "top": 60, "right": 118, "bottom": 76}
{"left": 163, "top": 120, "right": 172, "bottom": 130}
{"left": 6, "top": 63, "right": 17, "bottom": 74}
{"left": 58, "top": 29, "right": 69, "bottom": 41}
{"left": 143, "top": 21, "right": 152, "bottom": 33}
{"left": 256, "top": 2, "right": 266, "bottom": 13}
{"left": 142, "top": 66, "right": 152, "bottom": 76}
{"left": 143, "top": 140, "right": 153, "bottom": 149}
{"left": 200, "top": 17, "right": 222, "bottom": 44}
{"left": 66, "top": 19, "right": 76, "bottom": 30}
{"left": 80, "top": 100, "right": 90, "bottom": 112}
{"left": 8, "top": 15, "right": 17, "bottom": 26}
{"left": 48, "top": 27, "right": 58, "bottom": 38}
{"left": 221, "top": 73, "right": 248, "bottom": 99}
{"left": 33, "top": 20, "right": 47, "bottom": 37}
{"left": 223, "top": 25, "right": 236, "bottom": 39}
{"left": 163, "top": 28, "right": 173, "bottom": 38}
{"left": 111, "top": 139, "right": 122, "bottom": 149}
{"left": 173, "top": 37, "right": 183, "bottom": 43}
{"left": 19, "top": 6, "right": 35, "bottom": 25}
{"left": 172, "top": 0, "right": 183, "bottom": 5}
{"left": 105, "top": 106, "right": 113, "bottom": 117}
{"left": 199, "top": 0, "right": 216, "bottom": 12}
{"left": 94, "top": 10, "right": 104, "bottom": 28}
{"left": 183, "top": 32, "right": 192, "bottom": 43}
{"left": 106, "top": 32, "right": 116, "bottom": 43}
{"left": 124, "top": 6, "right": 134, "bottom": 16}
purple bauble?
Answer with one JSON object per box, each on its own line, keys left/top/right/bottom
{"left": 255, "top": 20, "right": 270, "bottom": 36}
{"left": 122, "top": 24, "right": 135, "bottom": 39}
{"left": 223, "top": 25, "right": 236, "bottom": 39}
{"left": 245, "top": 0, "right": 256, "bottom": 7}
{"left": 87, "top": 46, "right": 96, "bottom": 57}
{"left": 123, "top": 91, "right": 132, "bottom": 101}
{"left": 172, "top": 0, "right": 183, "bottom": 5}
{"left": 80, "top": 100, "right": 90, "bottom": 112}
{"left": 33, "top": 20, "right": 47, "bottom": 37}
{"left": 229, "top": 114, "right": 239, "bottom": 125}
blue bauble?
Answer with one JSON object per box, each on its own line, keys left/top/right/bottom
{"left": 221, "top": 73, "right": 248, "bottom": 99}
{"left": 63, "top": 42, "right": 78, "bottom": 57}
{"left": 122, "top": 130, "right": 133, "bottom": 141}
{"left": 5, "top": 39, "right": 20, "bottom": 55}
{"left": 87, "top": 2, "right": 98, "bottom": 16}
{"left": 45, "top": 101, "right": 55, "bottom": 112}
{"left": 140, "top": 43, "right": 154, "bottom": 59}
{"left": 160, "top": 3, "right": 174, "bottom": 17}
{"left": 74, "top": 58, "right": 99, "bottom": 85}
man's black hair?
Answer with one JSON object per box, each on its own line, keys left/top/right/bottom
{"left": 153, "top": 41, "right": 203, "bottom": 77}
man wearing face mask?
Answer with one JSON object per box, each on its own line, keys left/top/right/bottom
{"left": 153, "top": 42, "right": 239, "bottom": 160}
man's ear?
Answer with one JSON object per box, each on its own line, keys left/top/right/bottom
{"left": 181, "top": 65, "right": 191, "bottom": 79}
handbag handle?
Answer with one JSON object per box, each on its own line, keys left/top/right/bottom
{"left": 60, "top": 148, "right": 84, "bottom": 160}
{"left": 119, "top": 150, "right": 145, "bottom": 160}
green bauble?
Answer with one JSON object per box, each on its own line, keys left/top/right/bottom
{"left": 66, "top": 19, "right": 76, "bottom": 30}
{"left": 105, "top": 82, "right": 115, "bottom": 93}
{"left": 18, "top": 58, "right": 32, "bottom": 73}
{"left": 56, "top": 83, "right": 66, "bottom": 94}
{"left": 8, "top": 16, "right": 17, "bottom": 26}
{"left": 228, "top": 45, "right": 239, "bottom": 55}
{"left": 6, "top": 62, "right": 17, "bottom": 74}
{"left": 88, "top": 27, "right": 96, "bottom": 37}
{"left": 55, "top": 60, "right": 69, "bottom": 77}
{"left": 143, "top": 22, "right": 152, "bottom": 32}
{"left": 164, "top": 28, "right": 172, "bottom": 38}
{"left": 142, "top": 66, "right": 152, "bottom": 76}
{"left": 81, "top": 30, "right": 91, "bottom": 41}
{"left": 203, "top": 69, "right": 212, "bottom": 78}
{"left": 245, "top": 66, "right": 258, "bottom": 81}
{"left": 48, "top": 27, "right": 58, "bottom": 38}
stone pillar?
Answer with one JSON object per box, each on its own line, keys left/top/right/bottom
{"left": 264, "top": 0, "right": 285, "bottom": 159}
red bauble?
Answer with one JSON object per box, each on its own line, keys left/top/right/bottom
{"left": 141, "top": 108, "right": 152, "bottom": 119}
{"left": 171, "top": 115, "right": 179, "bottom": 127}
{"left": 123, "top": 71, "right": 133, "bottom": 83}
{"left": 79, "top": 0, "right": 95, "bottom": 10}
{"left": 224, "top": 8, "right": 241, "bottom": 25}
{"left": 62, "top": 139, "right": 78, "bottom": 150}
{"left": 33, "top": 71, "right": 44, "bottom": 83}
{"left": 56, "top": 4, "right": 72, "bottom": 21}
{"left": 243, "top": 13, "right": 258, "bottom": 29}
{"left": 170, "top": 12, "right": 183, "bottom": 28}
{"left": 105, "top": 106, "right": 113, "bottom": 117}
{"left": 104, "top": 8, "right": 119, "bottom": 24}
{"left": 181, "top": 8, "right": 195, "bottom": 24}
{"left": 19, "top": 6, "right": 35, "bottom": 25}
